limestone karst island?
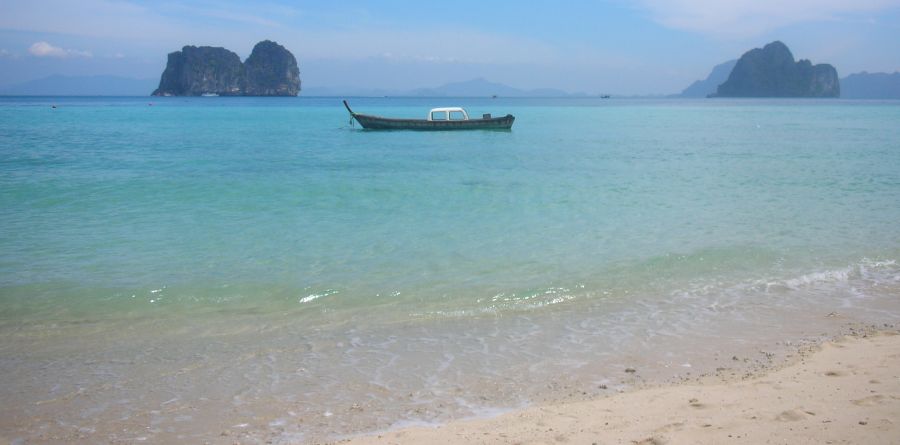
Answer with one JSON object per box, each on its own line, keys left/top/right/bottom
{"left": 151, "top": 40, "right": 300, "bottom": 97}
{"left": 713, "top": 41, "right": 839, "bottom": 98}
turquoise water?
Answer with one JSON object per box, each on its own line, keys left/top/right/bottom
{"left": 3, "top": 97, "right": 899, "bottom": 316}
{"left": 2, "top": 97, "right": 900, "bottom": 442}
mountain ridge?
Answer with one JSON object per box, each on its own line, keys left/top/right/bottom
{"left": 840, "top": 72, "right": 900, "bottom": 99}
{"left": 679, "top": 60, "right": 737, "bottom": 98}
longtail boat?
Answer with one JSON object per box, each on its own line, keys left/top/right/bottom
{"left": 343, "top": 100, "right": 514, "bottom": 130}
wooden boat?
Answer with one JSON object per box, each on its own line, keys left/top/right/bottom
{"left": 343, "top": 100, "right": 514, "bottom": 130}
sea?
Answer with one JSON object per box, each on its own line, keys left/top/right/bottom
{"left": 1, "top": 96, "right": 899, "bottom": 443}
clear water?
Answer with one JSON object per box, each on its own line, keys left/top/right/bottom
{"left": 2, "top": 96, "right": 899, "bottom": 443}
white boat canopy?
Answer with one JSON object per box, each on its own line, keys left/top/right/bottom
{"left": 427, "top": 107, "right": 469, "bottom": 121}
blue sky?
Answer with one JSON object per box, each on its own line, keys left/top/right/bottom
{"left": 1, "top": 0, "right": 899, "bottom": 94}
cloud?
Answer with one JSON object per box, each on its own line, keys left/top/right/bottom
{"left": 635, "top": 0, "right": 900, "bottom": 37}
{"left": 28, "top": 41, "right": 92, "bottom": 58}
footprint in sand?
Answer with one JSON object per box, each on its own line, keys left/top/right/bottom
{"left": 776, "top": 409, "right": 808, "bottom": 422}
{"left": 851, "top": 395, "right": 886, "bottom": 406}
{"left": 635, "top": 436, "right": 668, "bottom": 445}
{"left": 654, "top": 422, "right": 685, "bottom": 434}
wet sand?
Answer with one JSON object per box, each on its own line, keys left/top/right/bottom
{"left": 338, "top": 330, "right": 900, "bottom": 445}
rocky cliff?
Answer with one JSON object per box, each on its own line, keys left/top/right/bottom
{"left": 151, "top": 40, "right": 300, "bottom": 96}
{"left": 715, "top": 41, "right": 839, "bottom": 98}
{"left": 243, "top": 40, "right": 300, "bottom": 96}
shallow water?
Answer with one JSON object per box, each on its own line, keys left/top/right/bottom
{"left": 1, "top": 97, "right": 899, "bottom": 443}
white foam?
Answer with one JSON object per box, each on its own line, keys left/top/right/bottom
{"left": 299, "top": 289, "right": 339, "bottom": 304}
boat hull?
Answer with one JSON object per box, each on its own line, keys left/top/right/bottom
{"left": 351, "top": 113, "right": 514, "bottom": 131}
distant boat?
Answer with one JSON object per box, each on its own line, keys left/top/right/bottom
{"left": 201, "top": 92, "right": 219, "bottom": 97}
{"left": 600, "top": 94, "right": 611, "bottom": 99}
{"left": 343, "top": 100, "right": 514, "bottom": 130}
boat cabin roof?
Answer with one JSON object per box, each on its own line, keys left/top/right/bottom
{"left": 429, "top": 107, "right": 466, "bottom": 113}
{"left": 427, "top": 107, "right": 469, "bottom": 121}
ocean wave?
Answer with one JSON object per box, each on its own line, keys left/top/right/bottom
{"left": 767, "top": 258, "right": 898, "bottom": 292}
{"left": 406, "top": 258, "right": 900, "bottom": 322}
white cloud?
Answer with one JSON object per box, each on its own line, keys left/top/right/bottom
{"left": 28, "top": 41, "right": 92, "bottom": 58}
{"left": 28, "top": 41, "right": 65, "bottom": 57}
{"left": 635, "top": 0, "right": 900, "bottom": 37}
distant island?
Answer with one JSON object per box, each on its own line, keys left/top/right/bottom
{"left": 677, "top": 60, "right": 736, "bottom": 98}
{"left": 151, "top": 40, "right": 300, "bottom": 97}
{"left": 713, "top": 41, "right": 839, "bottom": 98}
{"left": 0, "top": 75, "right": 157, "bottom": 96}
{"left": 407, "top": 77, "right": 572, "bottom": 97}
{"left": 5, "top": 39, "right": 899, "bottom": 99}
{"left": 303, "top": 78, "right": 590, "bottom": 98}
{"left": 840, "top": 72, "right": 900, "bottom": 99}
{"left": 680, "top": 62, "right": 900, "bottom": 100}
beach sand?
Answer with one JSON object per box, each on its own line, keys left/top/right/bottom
{"left": 338, "top": 330, "right": 900, "bottom": 445}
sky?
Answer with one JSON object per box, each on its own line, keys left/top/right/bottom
{"left": 1, "top": 0, "right": 899, "bottom": 94}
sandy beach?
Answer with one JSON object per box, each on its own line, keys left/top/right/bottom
{"left": 338, "top": 330, "right": 900, "bottom": 445}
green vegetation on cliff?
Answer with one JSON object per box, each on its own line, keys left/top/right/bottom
{"left": 152, "top": 46, "right": 243, "bottom": 96}
{"left": 243, "top": 41, "right": 300, "bottom": 96}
